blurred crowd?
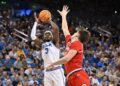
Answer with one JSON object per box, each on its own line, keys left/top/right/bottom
{"left": 0, "top": 10, "right": 120, "bottom": 86}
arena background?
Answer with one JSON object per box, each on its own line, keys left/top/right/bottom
{"left": 0, "top": 0, "right": 120, "bottom": 86}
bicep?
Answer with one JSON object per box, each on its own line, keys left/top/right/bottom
{"left": 65, "top": 49, "right": 77, "bottom": 62}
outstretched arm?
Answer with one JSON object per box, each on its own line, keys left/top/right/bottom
{"left": 50, "top": 20, "right": 59, "bottom": 47}
{"left": 45, "top": 49, "right": 77, "bottom": 69}
{"left": 58, "top": 5, "right": 70, "bottom": 37}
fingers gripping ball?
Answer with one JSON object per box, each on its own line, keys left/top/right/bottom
{"left": 39, "top": 10, "right": 51, "bottom": 23}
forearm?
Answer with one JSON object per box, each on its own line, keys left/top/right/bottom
{"left": 31, "top": 22, "right": 37, "bottom": 40}
{"left": 51, "top": 50, "right": 77, "bottom": 66}
{"left": 62, "top": 16, "right": 70, "bottom": 37}
{"left": 50, "top": 21, "right": 58, "bottom": 30}
{"left": 50, "top": 21, "right": 59, "bottom": 47}
{"left": 52, "top": 56, "right": 68, "bottom": 66}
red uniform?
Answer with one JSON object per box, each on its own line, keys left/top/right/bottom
{"left": 64, "top": 35, "right": 90, "bottom": 86}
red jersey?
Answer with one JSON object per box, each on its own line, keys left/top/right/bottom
{"left": 64, "top": 35, "right": 84, "bottom": 74}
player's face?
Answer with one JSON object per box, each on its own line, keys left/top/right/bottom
{"left": 43, "top": 31, "right": 53, "bottom": 42}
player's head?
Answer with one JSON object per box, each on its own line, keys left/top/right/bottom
{"left": 43, "top": 31, "right": 53, "bottom": 42}
{"left": 72, "top": 26, "right": 90, "bottom": 43}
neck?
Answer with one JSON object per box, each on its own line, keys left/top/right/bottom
{"left": 71, "top": 36, "right": 79, "bottom": 43}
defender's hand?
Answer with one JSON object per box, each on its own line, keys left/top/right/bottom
{"left": 57, "top": 5, "right": 70, "bottom": 17}
{"left": 45, "top": 64, "right": 54, "bottom": 70}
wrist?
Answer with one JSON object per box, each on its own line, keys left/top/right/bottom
{"left": 51, "top": 63, "right": 54, "bottom": 66}
{"left": 62, "top": 15, "right": 67, "bottom": 18}
{"left": 50, "top": 21, "right": 55, "bottom": 27}
{"left": 50, "top": 20, "right": 53, "bottom": 24}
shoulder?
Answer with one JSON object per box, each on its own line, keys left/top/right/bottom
{"left": 65, "top": 35, "right": 71, "bottom": 43}
{"left": 70, "top": 41, "right": 83, "bottom": 52}
{"left": 71, "top": 41, "right": 83, "bottom": 47}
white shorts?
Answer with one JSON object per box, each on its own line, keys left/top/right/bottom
{"left": 44, "top": 68, "right": 65, "bottom": 86}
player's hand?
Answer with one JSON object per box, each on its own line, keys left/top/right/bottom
{"left": 45, "top": 64, "right": 54, "bottom": 70}
{"left": 57, "top": 5, "right": 70, "bottom": 17}
{"left": 34, "top": 12, "right": 39, "bottom": 23}
{"left": 47, "top": 18, "right": 52, "bottom": 24}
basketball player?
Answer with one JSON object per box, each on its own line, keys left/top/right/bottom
{"left": 31, "top": 13, "right": 65, "bottom": 86}
{"left": 45, "top": 5, "right": 90, "bottom": 86}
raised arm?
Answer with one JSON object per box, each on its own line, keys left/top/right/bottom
{"left": 31, "top": 12, "right": 39, "bottom": 40}
{"left": 50, "top": 20, "right": 59, "bottom": 47}
{"left": 45, "top": 49, "right": 77, "bottom": 69}
{"left": 58, "top": 5, "right": 70, "bottom": 37}
{"left": 31, "top": 12, "right": 42, "bottom": 50}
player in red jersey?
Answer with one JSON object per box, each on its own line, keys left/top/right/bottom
{"left": 45, "top": 5, "right": 90, "bottom": 86}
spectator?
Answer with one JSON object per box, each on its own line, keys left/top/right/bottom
{"left": 90, "top": 74, "right": 100, "bottom": 86}
{"left": 14, "top": 57, "right": 23, "bottom": 69}
{"left": 28, "top": 74, "right": 39, "bottom": 85}
{"left": 23, "top": 75, "right": 29, "bottom": 85}
{"left": 84, "top": 60, "right": 91, "bottom": 75}
{"left": 3, "top": 55, "right": 13, "bottom": 71}
{"left": 17, "top": 81, "right": 23, "bottom": 86}
{"left": 102, "top": 75, "right": 109, "bottom": 86}
{"left": 12, "top": 74, "right": 20, "bottom": 86}
{"left": 24, "top": 66, "right": 33, "bottom": 79}
{"left": 17, "top": 47, "right": 26, "bottom": 59}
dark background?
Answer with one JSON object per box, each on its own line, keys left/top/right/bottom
{"left": 0, "top": 0, "right": 120, "bottom": 32}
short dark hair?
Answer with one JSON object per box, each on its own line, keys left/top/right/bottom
{"left": 78, "top": 27, "right": 91, "bottom": 43}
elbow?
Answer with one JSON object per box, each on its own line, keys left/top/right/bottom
{"left": 30, "top": 34, "right": 33, "bottom": 39}
{"left": 63, "top": 52, "right": 76, "bottom": 63}
{"left": 31, "top": 35, "right": 36, "bottom": 40}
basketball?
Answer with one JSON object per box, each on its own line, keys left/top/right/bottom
{"left": 39, "top": 10, "right": 51, "bottom": 23}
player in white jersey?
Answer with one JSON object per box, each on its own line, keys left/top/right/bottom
{"left": 31, "top": 13, "right": 65, "bottom": 86}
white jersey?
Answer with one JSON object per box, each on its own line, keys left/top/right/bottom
{"left": 31, "top": 22, "right": 65, "bottom": 86}
{"left": 42, "top": 41, "right": 60, "bottom": 67}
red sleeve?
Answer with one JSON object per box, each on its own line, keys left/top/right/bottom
{"left": 65, "top": 35, "right": 71, "bottom": 43}
{"left": 70, "top": 41, "right": 83, "bottom": 52}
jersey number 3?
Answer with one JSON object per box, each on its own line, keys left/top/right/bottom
{"left": 45, "top": 48, "right": 49, "bottom": 54}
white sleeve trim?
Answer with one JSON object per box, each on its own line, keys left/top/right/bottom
{"left": 31, "top": 22, "right": 37, "bottom": 40}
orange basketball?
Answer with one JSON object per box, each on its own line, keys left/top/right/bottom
{"left": 39, "top": 10, "right": 51, "bottom": 23}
